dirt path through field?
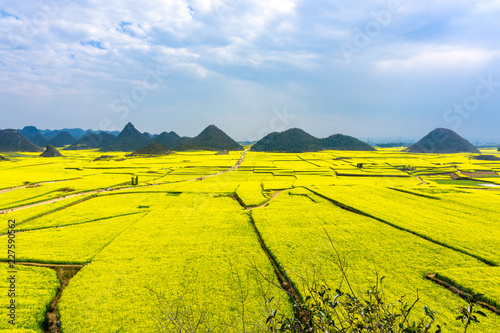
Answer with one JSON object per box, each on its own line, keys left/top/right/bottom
{"left": 425, "top": 273, "right": 500, "bottom": 315}
{"left": 416, "top": 176, "right": 427, "bottom": 185}
{"left": 0, "top": 178, "right": 82, "bottom": 194}
{"left": 246, "top": 190, "right": 282, "bottom": 210}
{"left": 248, "top": 214, "right": 308, "bottom": 324}
{"left": 1, "top": 150, "right": 248, "bottom": 214}
{"left": 3, "top": 261, "right": 84, "bottom": 333}
{"left": 45, "top": 265, "right": 82, "bottom": 333}
{"left": 0, "top": 191, "right": 99, "bottom": 214}
{"left": 11, "top": 262, "right": 84, "bottom": 268}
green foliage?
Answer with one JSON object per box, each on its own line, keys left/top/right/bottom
{"left": 47, "top": 131, "right": 76, "bottom": 147}
{"left": 251, "top": 129, "right": 375, "bottom": 153}
{"left": 456, "top": 293, "right": 487, "bottom": 333}
{"left": 321, "top": 134, "right": 375, "bottom": 151}
{"left": 406, "top": 128, "right": 479, "bottom": 154}
{"left": 262, "top": 233, "right": 444, "bottom": 333}
{"left": 154, "top": 131, "right": 181, "bottom": 148}
{"left": 266, "top": 283, "right": 443, "bottom": 333}
{"left": 263, "top": 235, "right": 487, "bottom": 333}
{"left": 175, "top": 125, "right": 243, "bottom": 151}
{"left": 101, "top": 122, "right": 152, "bottom": 152}
{"left": 251, "top": 128, "right": 323, "bottom": 153}
{"left": 131, "top": 175, "right": 139, "bottom": 185}
{"left": 132, "top": 141, "right": 171, "bottom": 155}
{"left": 0, "top": 129, "right": 43, "bottom": 152}
{"left": 65, "top": 131, "right": 116, "bottom": 150}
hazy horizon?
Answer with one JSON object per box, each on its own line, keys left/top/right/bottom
{"left": 1, "top": 1, "right": 500, "bottom": 142}
{"left": 5, "top": 123, "right": 500, "bottom": 146}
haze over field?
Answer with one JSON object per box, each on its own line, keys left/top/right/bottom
{"left": 1, "top": 1, "right": 500, "bottom": 142}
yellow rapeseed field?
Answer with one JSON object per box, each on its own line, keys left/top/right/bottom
{"left": 1, "top": 148, "right": 499, "bottom": 332}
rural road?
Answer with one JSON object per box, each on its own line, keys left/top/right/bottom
{"left": 0, "top": 150, "right": 248, "bottom": 214}
{"left": 246, "top": 190, "right": 282, "bottom": 210}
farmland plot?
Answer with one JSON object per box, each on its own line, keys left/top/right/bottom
{"left": 0, "top": 263, "right": 59, "bottom": 332}
{"left": 58, "top": 194, "right": 290, "bottom": 332}
{"left": 308, "top": 184, "right": 500, "bottom": 265}
{"left": 251, "top": 190, "right": 500, "bottom": 331}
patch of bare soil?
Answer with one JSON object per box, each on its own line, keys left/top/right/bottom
{"left": 44, "top": 265, "right": 83, "bottom": 333}
{"left": 13, "top": 263, "right": 83, "bottom": 332}
{"left": 246, "top": 191, "right": 282, "bottom": 210}
{"left": 425, "top": 273, "right": 500, "bottom": 315}
{"left": 461, "top": 170, "right": 499, "bottom": 177}
{"left": 416, "top": 176, "right": 428, "bottom": 185}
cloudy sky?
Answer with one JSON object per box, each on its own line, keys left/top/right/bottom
{"left": 1, "top": 0, "right": 499, "bottom": 142}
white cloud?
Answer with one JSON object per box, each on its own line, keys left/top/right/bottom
{"left": 374, "top": 45, "right": 499, "bottom": 72}
{"left": 1, "top": 0, "right": 500, "bottom": 140}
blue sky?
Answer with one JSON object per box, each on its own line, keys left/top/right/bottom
{"left": 1, "top": 0, "right": 499, "bottom": 142}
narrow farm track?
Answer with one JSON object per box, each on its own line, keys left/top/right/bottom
{"left": 45, "top": 265, "right": 83, "bottom": 333}
{"left": 1, "top": 152, "right": 248, "bottom": 329}
{"left": 0, "top": 150, "right": 247, "bottom": 214}
{"left": 2, "top": 262, "right": 84, "bottom": 333}
{"left": 230, "top": 188, "right": 307, "bottom": 322}
{"left": 246, "top": 190, "right": 283, "bottom": 210}
{"left": 416, "top": 176, "right": 428, "bottom": 185}
{"left": 0, "top": 212, "right": 142, "bottom": 237}
{"left": 244, "top": 190, "right": 308, "bottom": 324}
{"left": 248, "top": 214, "right": 308, "bottom": 324}
{"left": 307, "top": 188, "right": 498, "bottom": 267}
{"left": 0, "top": 178, "right": 82, "bottom": 194}
{"left": 425, "top": 273, "right": 500, "bottom": 315}
{"left": 0, "top": 191, "right": 100, "bottom": 214}
{"left": 10, "top": 262, "right": 84, "bottom": 269}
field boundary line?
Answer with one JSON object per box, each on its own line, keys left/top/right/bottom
{"left": 0, "top": 258, "right": 86, "bottom": 265}
{"left": 4, "top": 262, "right": 84, "bottom": 332}
{"left": 425, "top": 273, "right": 500, "bottom": 315}
{"left": 1, "top": 149, "right": 247, "bottom": 214}
{"left": 296, "top": 155, "right": 322, "bottom": 167}
{"left": 0, "top": 177, "right": 83, "bottom": 194}
{"left": 387, "top": 187, "right": 440, "bottom": 200}
{"left": 8, "top": 262, "right": 84, "bottom": 269}
{"left": 88, "top": 211, "right": 150, "bottom": 261}
{"left": 241, "top": 190, "right": 282, "bottom": 210}
{"left": 306, "top": 187, "right": 498, "bottom": 267}
{"left": 0, "top": 190, "right": 102, "bottom": 213}
{"left": 248, "top": 214, "right": 308, "bottom": 324}
{"left": 1, "top": 211, "right": 143, "bottom": 236}
{"left": 14, "top": 194, "right": 97, "bottom": 228}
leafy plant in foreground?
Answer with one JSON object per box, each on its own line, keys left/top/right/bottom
{"left": 456, "top": 293, "right": 487, "bottom": 333}
{"left": 263, "top": 231, "right": 485, "bottom": 333}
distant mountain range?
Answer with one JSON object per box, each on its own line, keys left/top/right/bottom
{"left": 48, "top": 131, "right": 77, "bottom": 147}
{"left": 154, "top": 131, "right": 183, "bottom": 148}
{"left": 175, "top": 124, "right": 243, "bottom": 151}
{"left": 0, "top": 124, "right": 496, "bottom": 154}
{"left": 65, "top": 132, "right": 117, "bottom": 150}
{"left": 322, "top": 134, "right": 376, "bottom": 151}
{"left": 251, "top": 128, "right": 374, "bottom": 153}
{"left": 131, "top": 142, "right": 171, "bottom": 155}
{"left": 18, "top": 126, "right": 120, "bottom": 140}
{"left": 0, "top": 129, "right": 43, "bottom": 152}
{"left": 405, "top": 128, "right": 479, "bottom": 154}
{"left": 100, "top": 123, "right": 243, "bottom": 152}
{"left": 100, "top": 122, "right": 152, "bottom": 152}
